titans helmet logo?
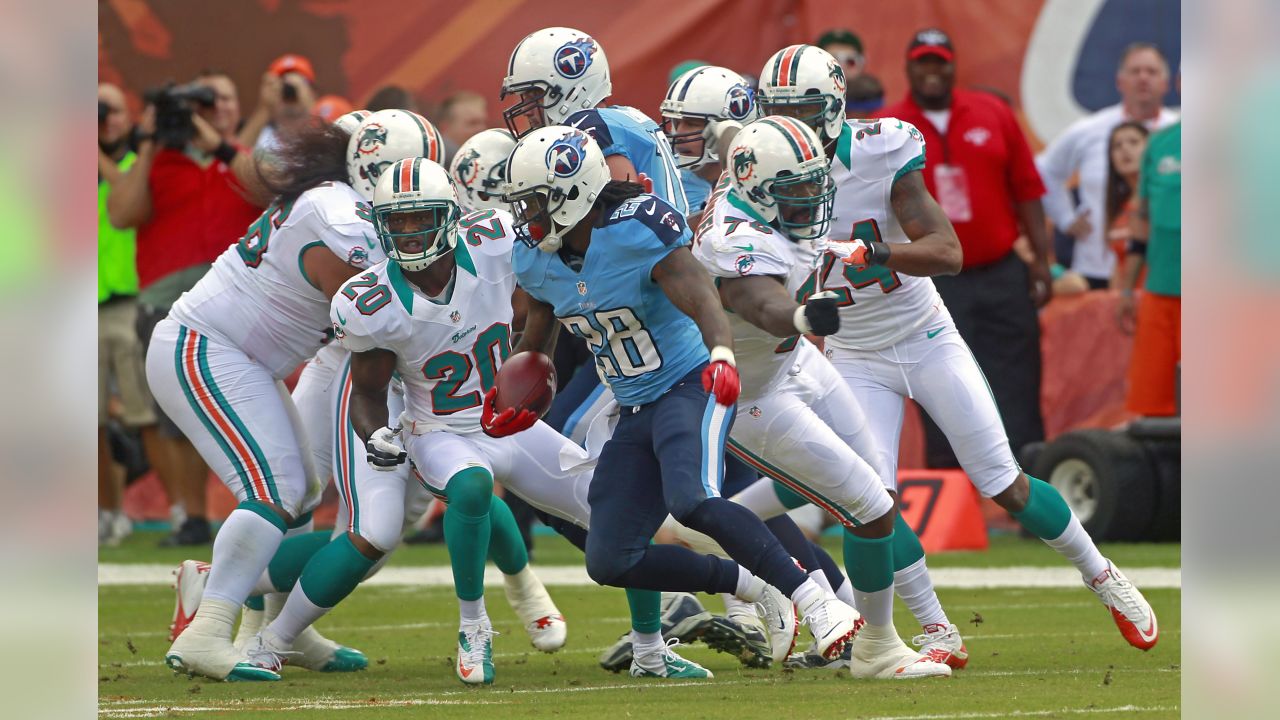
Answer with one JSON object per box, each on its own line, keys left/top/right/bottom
{"left": 554, "top": 38, "right": 596, "bottom": 79}
{"left": 546, "top": 130, "right": 590, "bottom": 178}
{"left": 726, "top": 84, "right": 754, "bottom": 121}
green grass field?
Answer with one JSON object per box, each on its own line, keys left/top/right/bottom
{"left": 99, "top": 532, "right": 1180, "bottom": 719}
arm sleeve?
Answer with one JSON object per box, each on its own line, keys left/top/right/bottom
{"left": 999, "top": 105, "right": 1046, "bottom": 202}
{"left": 1036, "top": 123, "right": 1083, "bottom": 228}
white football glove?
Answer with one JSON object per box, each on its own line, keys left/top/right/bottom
{"left": 827, "top": 238, "right": 873, "bottom": 267}
{"left": 702, "top": 119, "right": 743, "bottom": 163}
{"left": 366, "top": 426, "right": 406, "bottom": 471}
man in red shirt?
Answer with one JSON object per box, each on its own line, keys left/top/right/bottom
{"left": 108, "top": 69, "right": 267, "bottom": 545}
{"left": 879, "top": 29, "right": 1053, "bottom": 468}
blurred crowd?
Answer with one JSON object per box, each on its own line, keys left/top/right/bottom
{"left": 98, "top": 29, "right": 1180, "bottom": 546}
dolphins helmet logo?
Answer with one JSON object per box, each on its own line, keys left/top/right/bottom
{"left": 554, "top": 38, "right": 596, "bottom": 79}
{"left": 546, "top": 130, "right": 590, "bottom": 178}
{"left": 731, "top": 147, "right": 757, "bottom": 183}
{"left": 454, "top": 149, "right": 481, "bottom": 188}
{"left": 355, "top": 123, "right": 389, "bottom": 157}
{"left": 726, "top": 84, "right": 754, "bottom": 121}
{"left": 828, "top": 61, "right": 846, "bottom": 94}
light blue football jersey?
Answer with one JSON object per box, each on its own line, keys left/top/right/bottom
{"left": 513, "top": 194, "right": 708, "bottom": 406}
{"left": 680, "top": 169, "right": 713, "bottom": 215}
{"left": 566, "top": 106, "right": 689, "bottom": 215}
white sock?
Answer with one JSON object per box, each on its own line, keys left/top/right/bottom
{"left": 632, "top": 629, "right": 663, "bottom": 650}
{"left": 266, "top": 585, "right": 327, "bottom": 646}
{"left": 459, "top": 597, "right": 487, "bottom": 626}
{"left": 894, "top": 557, "right": 949, "bottom": 629}
{"left": 188, "top": 597, "right": 239, "bottom": 640}
{"left": 728, "top": 479, "right": 789, "bottom": 521}
{"left": 735, "top": 567, "right": 765, "bottom": 602}
{"left": 808, "top": 568, "right": 834, "bottom": 595}
{"left": 1044, "top": 515, "right": 1109, "bottom": 581}
{"left": 203, "top": 508, "right": 286, "bottom": 606}
{"left": 264, "top": 591, "right": 287, "bottom": 624}
{"left": 833, "top": 577, "right": 856, "bottom": 607}
{"left": 789, "top": 577, "right": 825, "bottom": 614}
{"left": 854, "top": 586, "right": 894, "bottom": 627}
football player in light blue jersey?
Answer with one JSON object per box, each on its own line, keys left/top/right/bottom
{"left": 502, "top": 126, "right": 861, "bottom": 668}
{"left": 501, "top": 27, "right": 688, "bottom": 215}
{"left": 660, "top": 65, "right": 758, "bottom": 223}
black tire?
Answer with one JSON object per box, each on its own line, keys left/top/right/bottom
{"left": 1142, "top": 439, "right": 1181, "bottom": 542}
{"left": 1032, "top": 429, "right": 1157, "bottom": 542}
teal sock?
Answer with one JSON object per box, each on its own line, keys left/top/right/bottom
{"left": 842, "top": 531, "right": 895, "bottom": 593}
{"left": 627, "top": 588, "right": 662, "bottom": 634}
{"left": 296, "top": 534, "right": 376, "bottom": 608}
{"left": 773, "top": 480, "right": 808, "bottom": 510}
{"left": 444, "top": 467, "right": 494, "bottom": 602}
{"left": 487, "top": 496, "right": 529, "bottom": 575}
{"left": 1011, "top": 476, "right": 1072, "bottom": 540}
{"left": 244, "top": 595, "right": 265, "bottom": 611}
{"left": 891, "top": 513, "right": 925, "bottom": 572}
{"left": 266, "top": 531, "right": 332, "bottom": 593}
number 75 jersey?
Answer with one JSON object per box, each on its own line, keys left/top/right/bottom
{"left": 824, "top": 117, "right": 945, "bottom": 351}
{"left": 330, "top": 209, "right": 517, "bottom": 433}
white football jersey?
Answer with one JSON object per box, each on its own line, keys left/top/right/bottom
{"left": 330, "top": 209, "right": 517, "bottom": 434}
{"left": 169, "top": 182, "right": 380, "bottom": 378}
{"left": 692, "top": 174, "right": 823, "bottom": 394}
{"left": 823, "top": 118, "right": 945, "bottom": 351}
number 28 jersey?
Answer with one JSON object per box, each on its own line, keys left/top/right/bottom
{"left": 168, "top": 182, "right": 381, "bottom": 379}
{"left": 824, "top": 118, "right": 945, "bottom": 351}
{"left": 330, "top": 209, "right": 516, "bottom": 434}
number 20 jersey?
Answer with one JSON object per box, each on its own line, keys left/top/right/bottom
{"left": 167, "top": 182, "right": 381, "bottom": 378}
{"left": 824, "top": 118, "right": 945, "bottom": 351}
{"left": 330, "top": 210, "right": 517, "bottom": 434}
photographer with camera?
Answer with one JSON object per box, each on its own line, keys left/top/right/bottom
{"left": 238, "top": 54, "right": 318, "bottom": 154}
{"left": 107, "top": 69, "right": 267, "bottom": 547}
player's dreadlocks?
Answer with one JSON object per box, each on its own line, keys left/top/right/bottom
{"left": 593, "top": 180, "right": 647, "bottom": 213}
{"left": 256, "top": 120, "right": 352, "bottom": 203}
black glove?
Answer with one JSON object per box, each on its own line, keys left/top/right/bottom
{"left": 793, "top": 291, "right": 841, "bottom": 336}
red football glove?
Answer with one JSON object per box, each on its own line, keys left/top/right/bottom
{"left": 701, "top": 346, "right": 740, "bottom": 407}
{"left": 637, "top": 171, "right": 654, "bottom": 194}
{"left": 480, "top": 387, "right": 539, "bottom": 438}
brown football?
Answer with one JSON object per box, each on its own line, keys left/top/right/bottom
{"left": 493, "top": 351, "right": 557, "bottom": 417}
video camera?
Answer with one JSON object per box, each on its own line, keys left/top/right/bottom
{"left": 142, "top": 82, "right": 217, "bottom": 148}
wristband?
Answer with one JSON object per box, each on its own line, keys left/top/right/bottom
{"left": 867, "top": 240, "right": 892, "bottom": 265}
{"left": 213, "top": 141, "right": 239, "bottom": 165}
{"left": 709, "top": 345, "right": 736, "bottom": 367}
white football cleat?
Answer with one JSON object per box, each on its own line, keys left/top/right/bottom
{"left": 456, "top": 621, "right": 497, "bottom": 685}
{"left": 1088, "top": 560, "right": 1158, "bottom": 650}
{"left": 168, "top": 560, "right": 210, "bottom": 642}
{"left": 850, "top": 624, "right": 952, "bottom": 680}
{"left": 796, "top": 591, "right": 858, "bottom": 661}
{"left": 503, "top": 566, "right": 566, "bottom": 653}
{"left": 630, "top": 639, "right": 713, "bottom": 679}
{"left": 912, "top": 622, "right": 969, "bottom": 669}
{"left": 289, "top": 625, "right": 369, "bottom": 672}
{"left": 755, "top": 583, "right": 799, "bottom": 664}
{"left": 165, "top": 620, "right": 279, "bottom": 682}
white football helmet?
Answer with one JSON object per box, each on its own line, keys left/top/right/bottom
{"left": 502, "top": 125, "right": 608, "bottom": 252}
{"left": 332, "top": 109, "right": 371, "bottom": 135}
{"left": 449, "top": 128, "right": 517, "bottom": 213}
{"left": 501, "top": 27, "right": 611, "bottom": 137}
{"left": 726, "top": 116, "right": 835, "bottom": 241}
{"left": 347, "top": 109, "right": 445, "bottom": 201}
{"left": 660, "top": 65, "right": 757, "bottom": 169}
{"left": 756, "top": 45, "right": 847, "bottom": 144}
{"left": 371, "top": 157, "right": 460, "bottom": 271}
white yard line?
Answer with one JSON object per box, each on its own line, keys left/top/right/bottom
{"left": 99, "top": 564, "right": 1181, "bottom": 588}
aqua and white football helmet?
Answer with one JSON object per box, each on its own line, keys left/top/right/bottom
{"left": 501, "top": 27, "right": 611, "bottom": 137}
{"left": 333, "top": 109, "right": 371, "bottom": 135}
{"left": 756, "top": 45, "right": 847, "bottom": 144}
{"left": 502, "top": 125, "right": 609, "bottom": 252}
{"left": 371, "top": 157, "right": 460, "bottom": 271}
{"left": 660, "top": 65, "right": 757, "bottom": 169}
{"left": 726, "top": 116, "right": 835, "bottom": 241}
{"left": 449, "top": 128, "right": 517, "bottom": 213}
{"left": 347, "top": 109, "right": 445, "bottom": 201}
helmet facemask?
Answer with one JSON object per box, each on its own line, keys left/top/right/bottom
{"left": 759, "top": 167, "right": 836, "bottom": 241}
{"left": 501, "top": 84, "right": 561, "bottom": 138}
{"left": 374, "top": 200, "right": 460, "bottom": 271}
{"left": 661, "top": 115, "right": 712, "bottom": 170}
{"left": 759, "top": 94, "right": 840, "bottom": 144}
{"left": 505, "top": 185, "right": 569, "bottom": 252}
